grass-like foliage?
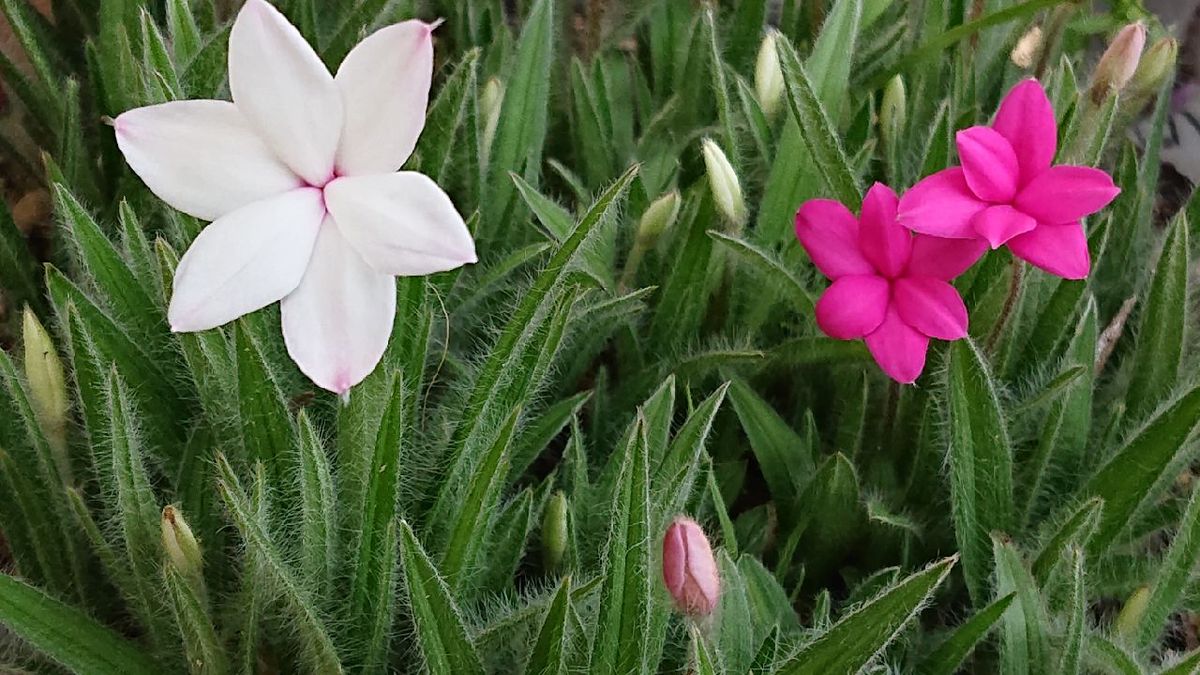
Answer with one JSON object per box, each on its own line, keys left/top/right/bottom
{"left": 0, "top": 0, "right": 1197, "bottom": 673}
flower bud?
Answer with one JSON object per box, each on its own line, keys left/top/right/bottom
{"left": 880, "top": 75, "right": 906, "bottom": 151}
{"left": 480, "top": 77, "right": 505, "bottom": 162}
{"left": 1130, "top": 36, "right": 1177, "bottom": 98}
{"left": 1010, "top": 25, "right": 1043, "bottom": 69}
{"left": 754, "top": 31, "right": 784, "bottom": 118}
{"left": 637, "top": 191, "right": 681, "bottom": 246}
{"left": 161, "top": 505, "right": 203, "bottom": 580}
{"left": 662, "top": 516, "right": 719, "bottom": 616}
{"left": 1116, "top": 585, "right": 1150, "bottom": 638}
{"left": 22, "top": 307, "right": 69, "bottom": 474}
{"left": 541, "top": 490, "right": 568, "bottom": 570}
{"left": 701, "top": 138, "right": 745, "bottom": 227}
{"left": 1089, "top": 22, "right": 1146, "bottom": 104}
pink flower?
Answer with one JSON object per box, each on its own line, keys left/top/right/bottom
{"left": 896, "top": 79, "right": 1120, "bottom": 280}
{"left": 796, "top": 183, "right": 986, "bottom": 384}
{"left": 662, "top": 517, "right": 719, "bottom": 616}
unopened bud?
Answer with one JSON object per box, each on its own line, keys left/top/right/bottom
{"left": 1089, "top": 22, "right": 1147, "bottom": 104}
{"left": 1115, "top": 585, "right": 1150, "bottom": 638}
{"left": 22, "top": 307, "right": 69, "bottom": 476}
{"left": 662, "top": 516, "right": 719, "bottom": 616}
{"left": 637, "top": 191, "right": 681, "bottom": 246}
{"left": 481, "top": 77, "right": 505, "bottom": 163}
{"left": 161, "top": 505, "right": 203, "bottom": 579}
{"left": 1010, "top": 25, "right": 1043, "bottom": 69}
{"left": 541, "top": 491, "right": 568, "bottom": 570}
{"left": 880, "top": 75, "right": 906, "bottom": 151}
{"left": 701, "top": 138, "right": 745, "bottom": 227}
{"left": 1130, "top": 36, "right": 1177, "bottom": 98}
{"left": 754, "top": 31, "right": 784, "bottom": 118}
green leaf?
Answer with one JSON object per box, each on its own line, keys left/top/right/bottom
{"left": 0, "top": 573, "right": 159, "bottom": 675}
{"left": 414, "top": 48, "right": 479, "bottom": 186}
{"left": 775, "top": 34, "right": 862, "bottom": 209}
{"left": 526, "top": 575, "right": 571, "bottom": 675}
{"left": 163, "top": 566, "right": 226, "bottom": 675}
{"left": 297, "top": 411, "right": 336, "bottom": 602}
{"left": 917, "top": 593, "right": 1015, "bottom": 675}
{"left": 165, "top": 0, "right": 202, "bottom": 64}
{"left": 657, "top": 383, "right": 729, "bottom": 518}
{"left": 1082, "top": 383, "right": 1200, "bottom": 555}
{"left": 806, "top": 0, "right": 863, "bottom": 115}
{"left": 234, "top": 321, "right": 296, "bottom": 499}
{"left": 1058, "top": 546, "right": 1086, "bottom": 675}
{"left": 776, "top": 557, "right": 956, "bottom": 674}
{"left": 1125, "top": 214, "right": 1189, "bottom": 421}
{"left": 1032, "top": 497, "right": 1103, "bottom": 584}
{"left": 591, "top": 418, "right": 652, "bottom": 673}
{"left": 728, "top": 378, "right": 811, "bottom": 513}
{"left": 692, "top": 624, "right": 721, "bottom": 675}
{"left": 1133, "top": 480, "right": 1200, "bottom": 651}
{"left": 709, "top": 231, "right": 817, "bottom": 315}
{"left": 397, "top": 521, "right": 485, "bottom": 675}
{"left": 945, "top": 339, "right": 1015, "bottom": 605}
{"left": 1159, "top": 649, "right": 1200, "bottom": 675}
{"left": 363, "top": 520, "right": 400, "bottom": 675}
{"left": 510, "top": 392, "right": 592, "bottom": 481}
{"left": 0, "top": 199, "right": 41, "bottom": 312}
{"left": 993, "top": 535, "right": 1050, "bottom": 675}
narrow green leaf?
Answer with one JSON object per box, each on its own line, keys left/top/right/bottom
{"left": 993, "top": 535, "right": 1050, "bottom": 675}
{"left": 709, "top": 230, "right": 817, "bottom": 314}
{"left": 692, "top": 624, "right": 721, "bottom": 675}
{"left": 297, "top": 411, "right": 336, "bottom": 602}
{"left": 414, "top": 48, "right": 479, "bottom": 186}
{"left": 1134, "top": 480, "right": 1200, "bottom": 651}
{"left": 806, "top": 0, "right": 863, "bottom": 115}
{"left": 526, "top": 576, "right": 571, "bottom": 675}
{"left": 0, "top": 199, "right": 41, "bottom": 311}
{"left": 364, "top": 520, "right": 400, "bottom": 675}
{"left": 0, "top": 573, "right": 159, "bottom": 675}
{"left": 1032, "top": 497, "right": 1103, "bottom": 584}
{"left": 398, "top": 521, "right": 485, "bottom": 675}
{"left": 164, "top": 566, "right": 226, "bottom": 675}
{"left": 917, "top": 593, "right": 1016, "bottom": 675}
{"left": 945, "top": 339, "right": 1015, "bottom": 605}
{"left": 1058, "top": 546, "right": 1086, "bottom": 675}
{"left": 165, "top": 0, "right": 202, "bottom": 64}
{"left": 777, "top": 557, "right": 956, "bottom": 674}
{"left": 234, "top": 321, "right": 296, "bottom": 497}
{"left": 510, "top": 392, "right": 592, "bottom": 481}
{"left": 728, "top": 378, "right": 811, "bottom": 513}
{"left": 1125, "top": 215, "right": 1189, "bottom": 421}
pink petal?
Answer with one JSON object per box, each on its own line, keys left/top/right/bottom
{"left": 795, "top": 199, "right": 874, "bottom": 278}
{"left": 335, "top": 21, "right": 435, "bottom": 176}
{"left": 114, "top": 101, "right": 301, "bottom": 221}
{"left": 957, "top": 126, "right": 1020, "bottom": 202}
{"left": 1013, "top": 165, "right": 1121, "bottom": 225}
{"left": 281, "top": 218, "right": 397, "bottom": 394}
{"left": 895, "top": 168, "right": 988, "bottom": 239}
{"left": 991, "top": 79, "right": 1057, "bottom": 184}
{"left": 168, "top": 189, "right": 325, "bottom": 332}
{"left": 1007, "top": 222, "right": 1091, "bottom": 280}
{"left": 229, "top": 0, "right": 342, "bottom": 186}
{"left": 865, "top": 306, "right": 930, "bottom": 384}
{"left": 815, "top": 275, "right": 890, "bottom": 339}
{"left": 906, "top": 235, "right": 987, "bottom": 280}
{"left": 970, "top": 205, "right": 1038, "bottom": 249}
{"left": 893, "top": 277, "right": 969, "bottom": 340}
{"left": 324, "top": 172, "right": 476, "bottom": 276}
{"left": 857, "top": 183, "right": 910, "bottom": 278}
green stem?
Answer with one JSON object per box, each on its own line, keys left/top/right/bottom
{"left": 986, "top": 258, "right": 1026, "bottom": 354}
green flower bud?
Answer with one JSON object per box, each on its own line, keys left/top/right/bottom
{"left": 880, "top": 74, "right": 906, "bottom": 151}
{"left": 1115, "top": 585, "right": 1150, "bottom": 639}
{"left": 541, "top": 491, "right": 568, "bottom": 570}
{"left": 481, "top": 77, "right": 505, "bottom": 163}
{"left": 637, "top": 191, "right": 681, "bottom": 246}
{"left": 22, "top": 306, "right": 69, "bottom": 478}
{"left": 701, "top": 138, "right": 746, "bottom": 227}
{"left": 161, "top": 505, "right": 203, "bottom": 580}
{"left": 1130, "top": 36, "right": 1177, "bottom": 98}
{"left": 754, "top": 31, "right": 784, "bottom": 118}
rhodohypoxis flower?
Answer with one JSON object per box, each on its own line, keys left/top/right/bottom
{"left": 113, "top": 0, "right": 475, "bottom": 394}
{"left": 896, "top": 79, "right": 1119, "bottom": 280}
{"left": 662, "top": 517, "right": 719, "bottom": 617}
{"left": 797, "top": 183, "right": 986, "bottom": 383}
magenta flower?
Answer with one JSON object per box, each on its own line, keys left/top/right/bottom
{"left": 896, "top": 79, "right": 1120, "bottom": 279}
{"left": 796, "top": 183, "right": 986, "bottom": 383}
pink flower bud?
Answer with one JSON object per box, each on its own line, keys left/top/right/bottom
{"left": 661, "top": 517, "right": 719, "bottom": 616}
{"left": 1089, "top": 22, "right": 1147, "bottom": 103}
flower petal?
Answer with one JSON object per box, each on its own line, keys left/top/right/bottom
{"left": 970, "top": 205, "right": 1038, "bottom": 249}
{"left": 795, "top": 199, "right": 874, "bottom": 278}
{"left": 896, "top": 168, "right": 988, "bottom": 239}
{"left": 865, "top": 306, "right": 930, "bottom": 384}
{"left": 815, "top": 275, "right": 889, "bottom": 339}
{"left": 992, "top": 79, "right": 1057, "bottom": 184}
{"left": 168, "top": 188, "right": 325, "bottom": 332}
{"left": 323, "top": 172, "right": 476, "bottom": 276}
{"left": 956, "top": 126, "right": 1019, "bottom": 202}
{"left": 281, "top": 218, "right": 397, "bottom": 394}
{"left": 229, "top": 0, "right": 342, "bottom": 186}
{"left": 334, "top": 21, "right": 435, "bottom": 176}
{"left": 906, "top": 235, "right": 987, "bottom": 280}
{"left": 857, "top": 183, "right": 910, "bottom": 278}
{"left": 1013, "top": 165, "right": 1121, "bottom": 224}
{"left": 893, "top": 277, "right": 969, "bottom": 340}
{"left": 1007, "top": 221, "right": 1091, "bottom": 280}
{"left": 114, "top": 101, "right": 301, "bottom": 221}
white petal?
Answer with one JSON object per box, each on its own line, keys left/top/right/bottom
{"left": 228, "top": 0, "right": 342, "bottom": 186}
{"left": 281, "top": 218, "right": 396, "bottom": 394}
{"left": 323, "top": 172, "right": 476, "bottom": 276}
{"left": 334, "top": 20, "right": 434, "bottom": 176}
{"left": 114, "top": 101, "right": 300, "bottom": 221}
{"left": 168, "top": 188, "right": 325, "bottom": 332}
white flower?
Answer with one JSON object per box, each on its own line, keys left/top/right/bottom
{"left": 114, "top": 0, "right": 476, "bottom": 394}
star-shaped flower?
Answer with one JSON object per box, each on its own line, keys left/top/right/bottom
{"left": 114, "top": 0, "right": 475, "bottom": 393}
{"left": 896, "top": 79, "right": 1119, "bottom": 280}
{"left": 797, "top": 183, "right": 986, "bottom": 383}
